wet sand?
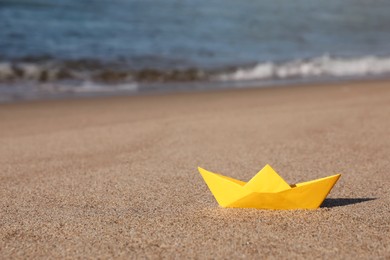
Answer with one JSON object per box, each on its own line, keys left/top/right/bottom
{"left": 1, "top": 81, "right": 389, "bottom": 258}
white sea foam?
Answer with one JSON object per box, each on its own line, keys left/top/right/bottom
{"left": 74, "top": 81, "right": 138, "bottom": 92}
{"left": 217, "top": 55, "right": 390, "bottom": 81}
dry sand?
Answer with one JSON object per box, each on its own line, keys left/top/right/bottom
{"left": 0, "top": 81, "right": 389, "bottom": 259}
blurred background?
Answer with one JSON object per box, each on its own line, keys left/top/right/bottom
{"left": 1, "top": 0, "right": 390, "bottom": 101}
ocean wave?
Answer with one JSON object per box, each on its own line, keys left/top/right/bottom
{"left": 1, "top": 55, "right": 390, "bottom": 85}
{"left": 216, "top": 55, "right": 390, "bottom": 81}
{"left": 0, "top": 59, "right": 208, "bottom": 83}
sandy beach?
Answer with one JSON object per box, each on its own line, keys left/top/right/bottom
{"left": 0, "top": 81, "right": 389, "bottom": 258}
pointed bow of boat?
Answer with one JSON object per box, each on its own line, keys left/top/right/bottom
{"left": 198, "top": 167, "right": 250, "bottom": 207}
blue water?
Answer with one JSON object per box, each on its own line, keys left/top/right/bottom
{"left": 1, "top": 0, "right": 390, "bottom": 101}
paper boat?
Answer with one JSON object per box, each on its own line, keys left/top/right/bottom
{"left": 198, "top": 164, "right": 341, "bottom": 209}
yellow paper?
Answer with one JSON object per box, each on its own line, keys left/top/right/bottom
{"left": 198, "top": 165, "right": 341, "bottom": 209}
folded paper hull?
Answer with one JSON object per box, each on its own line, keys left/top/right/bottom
{"left": 198, "top": 166, "right": 341, "bottom": 210}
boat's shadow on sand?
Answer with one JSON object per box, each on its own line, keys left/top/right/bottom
{"left": 321, "top": 198, "right": 376, "bottom": 208}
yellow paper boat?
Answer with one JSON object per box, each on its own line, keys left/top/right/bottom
{"left": 198, "top": 164, "right": 341, "bottom": 209}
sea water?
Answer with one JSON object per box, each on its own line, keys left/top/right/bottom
{"left": 1, "top": 0, "right": 390, "bottom": 101}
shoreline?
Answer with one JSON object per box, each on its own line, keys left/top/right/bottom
{"left": 1, "top": 80, "right": 389, "bottom": 258}
{"left": 2, "top": 75, "right": 390, "bottom": 105}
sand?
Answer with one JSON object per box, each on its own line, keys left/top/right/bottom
{"left": 0, "top": 81, "right": 389, "bottom": 259}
